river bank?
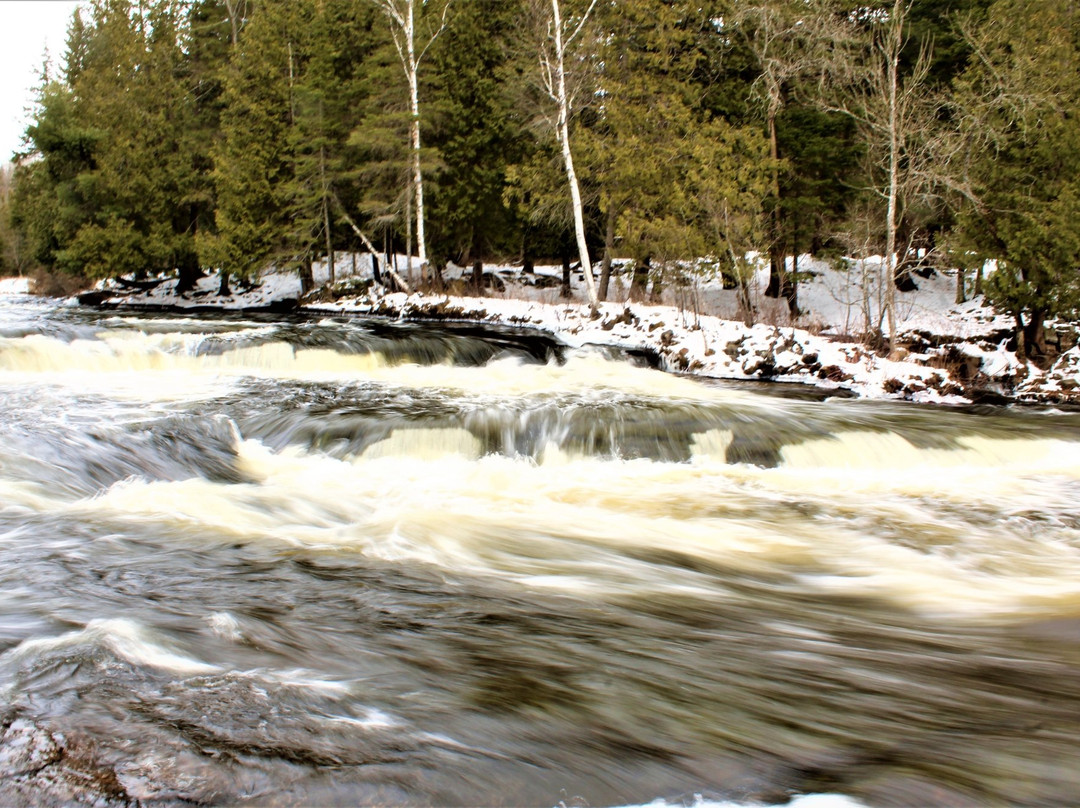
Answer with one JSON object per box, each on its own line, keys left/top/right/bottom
{"left": 10, "top": 256, "right": 1080, "bottom": 405}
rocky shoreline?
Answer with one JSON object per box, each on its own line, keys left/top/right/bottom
{"left": 306, "top": 289, "right": 1076, "bottom": 406}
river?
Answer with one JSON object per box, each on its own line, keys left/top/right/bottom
{"left": 0, "top": 292, "right": 1078, "bottom": 807}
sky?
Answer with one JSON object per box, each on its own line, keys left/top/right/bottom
{"left": 1, "top": 0, "right": 85, "bottom": 164}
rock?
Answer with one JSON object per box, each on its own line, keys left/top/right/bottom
{"left": 76, "top": 291, "right": 113, "bottom": 307}
{"left": 818, "top": 365, "right": 854, "bottom": 382}
{"left": 0, "top": 720, "right": 62, "bottom": 776}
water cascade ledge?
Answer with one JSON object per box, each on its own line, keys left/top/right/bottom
{"left": 308, "top": 291, "right": 1008, "bottom": 404}
{"left": 67, "top": 263, "right": 1080, "bottom": 404}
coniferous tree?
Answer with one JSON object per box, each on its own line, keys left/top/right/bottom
{"left": 576, "top": 0, "right": 771, "bottom": 308}
{"left": 730, "top": 0, "right": 827, "bottom": 315}
{"left": 426, "top": 0, "right": 525, "bottom": 286}
{"left": 950, "top": 0, "right": 1080, "bottom": 359}
{"left": 12, "top": 74, "right": 100, "bottom": 274}
{"left": 198, "top": 0, "right": 293, "bottom": 287}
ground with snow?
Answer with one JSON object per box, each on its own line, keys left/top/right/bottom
{"left": 4, "top": 253, "right": 1077, "bottom": 405}
{"left": 0, "top": 277, "right": 30, "bottom": 295}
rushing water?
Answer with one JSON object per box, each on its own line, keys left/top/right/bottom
{"left": 1, "top": 292, "right": 1079, "bottom": 807}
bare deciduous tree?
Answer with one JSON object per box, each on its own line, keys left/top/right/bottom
{"left": 819, "top": 0, "right": 939, "bottom": 351}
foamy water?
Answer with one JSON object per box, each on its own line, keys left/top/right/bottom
{"left": 1, "top": 299, "right": 1078, "bottom": 806}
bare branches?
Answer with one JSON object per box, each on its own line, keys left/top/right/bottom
{"left": 564, "top": 0, "right": 600, "bottom": 49}
{"left": 370, "top": 0, "right": 453, "bottom": 74}
{"left": 417, "top": 1, "right": 453, "bottom": 66}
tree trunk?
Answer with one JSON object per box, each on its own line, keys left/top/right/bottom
{"left": 522, "top": 231, "right": 534, "bottom": 274}
{"left": 550, "top": 0, "right": 598, "bottom": 307}
{"left": 300, "top": 256, "right": 314, "bottom": 294}
{"left": 1022, "top": 308, "right": 1047, "bottom": 360}
{"left": 766, "top": 250, "right": 783, "bottom": 297}
{"left": 218, "top": 270, "right": 232, "bottom": 297}
{"left": 883, "top": 0, "right": 901, "bottom": 352}
{"left": 405, "top": 178, "right": 413, "bottom": 284}
{"left": 630, "top": 257, "right": 650, "bottom": 301}
{"left": 322, "top": 187, "right": 335, "bottom": 286}
{"left": 737, "top": 270, "right": 754, "bottom": 325}
{"left": 175, "top": 252, "right": 203, "bottom": 294}
{"left": 786, "top": 252, "right": 800, "bottom": 317}
{"left": 409, "top": 67, "right": 426, "bottom": 273}
{"left": 599, "top": 207, "right": 615, "bottom": 301}
{"left": 955, "top": 267, "right": 966, "bottom": 305}
{"left": 650, "top": 265, "right": 664, "bottom": 303}
{"left": 561, "top": 248, "right": 572, "bottom": 298}
{"left": 764, "top": 107, "right": 787, "bottom": 303}
{"left": 403, "top": 0, "right": 427, "bottom": 274}
{"left": 372, "top": 253, "right": 382, "bottom": 285}
{"left": 472, "top": 258, "right": 483, "bottom": 293}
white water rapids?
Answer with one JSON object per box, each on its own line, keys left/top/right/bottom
{"left": 1, "top": 293, "right": 1078, "bottom": 807}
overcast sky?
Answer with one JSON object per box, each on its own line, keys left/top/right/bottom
{"left": 1, "top": 0, "right": 85, "bottom": 164}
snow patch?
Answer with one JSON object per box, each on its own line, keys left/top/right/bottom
{"left": 0, "top": 277, "right": 31, "bottom": 295}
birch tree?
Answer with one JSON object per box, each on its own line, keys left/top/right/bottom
{"left": 370, "top": 0, "right": 451, "bottom": 279}
{"left": 532, "top": 0, "right": 600, "bottom": 307}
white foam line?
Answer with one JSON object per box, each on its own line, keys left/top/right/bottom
{"left": 2, "top": 618, "right": 219, "bottom": 675}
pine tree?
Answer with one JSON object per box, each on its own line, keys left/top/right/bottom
{"left": 425, "top": 0, "right": 525, "bottom": 285}
{"left": 198, "top": 0, "right": 293, "bottom": 286}
{"left": 950, "top": 0, "right": 1080, "bottom": 359}
{"left": 12, "top": 75, "right": 101, "bottom": 273}
{"left": 576, "top": 0, "right": 771, "bottom": 308}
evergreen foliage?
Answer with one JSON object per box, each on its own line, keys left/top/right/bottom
{"left": 950, "top": 0, "right": 1080, "bottom": 357}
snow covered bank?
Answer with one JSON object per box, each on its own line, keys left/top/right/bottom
{"left": 74, "top": 256, "right": 1080, "bottom": 404}
{"left": 309, "top": 291, "right": 978, "bottom": 403}
{"left": 80, "top": 268, "right": 305, "bottom": 311}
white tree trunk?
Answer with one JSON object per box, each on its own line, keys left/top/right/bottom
{"left": 884, "top": 1, "right": 900, "bottom": 350}
{"left": 405, "top": 0, "right": 427, "bottom": 270}
{"left": 550, "top": 0, "right": 598, "bottom": 307}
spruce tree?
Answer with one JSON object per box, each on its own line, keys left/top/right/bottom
{"left": 424, "top": 0, "right": 525, "bottom": 285}
{"left": 198, "top": 0, "right": 293, "bottom": 286}
{"left": 951, "top": 0, "right": 1080, "bottom": 358}
{"left": 577, "top": 0, "right": 771, "bottom": 307}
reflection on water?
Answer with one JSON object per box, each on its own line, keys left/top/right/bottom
{"left": 1, "top": 295, "right": 1079, "bottom": 807}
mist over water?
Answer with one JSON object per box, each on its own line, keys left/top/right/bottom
{"left": 1, "top": 294, "right": 1079, "bottom": 807}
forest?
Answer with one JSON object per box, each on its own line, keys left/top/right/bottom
{"left": 2, "top": 0, "right": 1079, "bottom": 357}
